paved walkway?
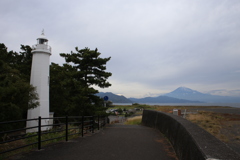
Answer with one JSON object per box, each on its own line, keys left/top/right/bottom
{"left": 12, "top": 124, "right": 178, "bottom": 160}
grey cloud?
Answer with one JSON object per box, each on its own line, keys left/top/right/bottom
{"left": 1, "top": 0, "right": 240, "bottom": 97}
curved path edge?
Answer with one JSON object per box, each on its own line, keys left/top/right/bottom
{"left": 142, "top": 110, "right": 240, "bottom": 160}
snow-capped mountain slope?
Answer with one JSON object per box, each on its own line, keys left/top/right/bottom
{"left": 165, "top": 87, "right": 240, "bottom": 103}
{"left": 166, "top": 87, "right": 206, "bottom": 98}
{"left": 128, "top": 95, "right": 202, "bottom": 103}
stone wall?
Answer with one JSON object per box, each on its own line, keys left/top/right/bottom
{"left": 142, "top": 110, "right": 240, "bottom": 160}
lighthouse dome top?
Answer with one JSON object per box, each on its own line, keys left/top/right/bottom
{"left": 32, "top": 30, "right": 51, "bottom": 54}
{"left": 37, "top": 33, "right": 48, "bottom": 40}
{"left": 37, "top": 30, "right": 48, "bottom": 44}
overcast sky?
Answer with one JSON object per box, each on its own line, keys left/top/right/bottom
{"left": 1, "top": 0, "right": 240, "bottom": 98}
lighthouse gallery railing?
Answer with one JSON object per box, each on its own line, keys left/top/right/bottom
{"left": 32, "top": 44, "right": 52, "bottom": 52}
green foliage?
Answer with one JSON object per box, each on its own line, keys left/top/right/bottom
{"left": 50, "top": 63, "right": 78, "bottom": 116}
{"left": 16, "top": 45, "right": 33, "bottom": 81}
{"left": 106, "top": 101, "right": 113, "bottom": 107}
{"left": 117, "top": 108, "right": 123, "bottom": 114}
{"left": 0, "top": 44, "right": 38, "bottom": 124}
{"left": 50, "top": 47, "right": 112, "bottom": 116}
{"left": 132, "top": 103, "right": 140, "bottom": 105}
{"left": 60, "top": 47, "right": 112, "bottom": 88}
{"left": 0, "top": 43, "right": 111, "bottom": 128}
{"left": 125, "top": 112, "right": 134, "bottom": 117}
{"left": 0, "top": 44, "right": 33, "bottom": 82}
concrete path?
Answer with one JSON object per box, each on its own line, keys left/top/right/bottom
{"left": 12, "top": 124, "right": 178, "bottom": 160}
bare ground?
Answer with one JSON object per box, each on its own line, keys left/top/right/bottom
{"left": 218, "top": 114, "right": 240, "bottom": 155}
{"left": 157, "top": 106, "right": 240, "bottom": 156}
{"left": 188, "top": 108, "right": 240, "bottom": 156}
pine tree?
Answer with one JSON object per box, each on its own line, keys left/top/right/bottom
{"left": 0, "top": 43, "right": 38, "bottom": 124}
{"left": 50, "top": 47, "right": 112, "bottom": 116}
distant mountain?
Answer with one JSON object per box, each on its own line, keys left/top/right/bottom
{"left": 96, "top": 92, "right": 132, "bottom": 103}
{"left": 207, "top": 89, "right": 240, "bottom": 97}
{"left": 165, "top": 87, "right": 240, "bottom": 103}
{"left": 129, "top": 95, "right": 202, "bottom": 103}
{"left": 97, "top": 87, "right": 240, "bottom": 104}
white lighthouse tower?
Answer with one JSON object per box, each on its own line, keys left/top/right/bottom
{"left": 26, "top": 30, "right": 51, "bottom": 132}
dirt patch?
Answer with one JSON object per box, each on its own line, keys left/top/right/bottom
{"left": 155, "top": 137, "right": 178, "bottom": 160}
{"left": 219, "top": 116, "right": 240, "bottom": 155}
{"left": 186, "top": 112, "right": 240, "bottom": 155}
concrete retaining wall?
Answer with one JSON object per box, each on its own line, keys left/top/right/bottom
{"left": 142, "top": 110, "right": 240, "bottom": 160}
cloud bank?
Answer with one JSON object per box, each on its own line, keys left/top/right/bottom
{"left": 1, "top": 0, "right": 240, "bottom": 97}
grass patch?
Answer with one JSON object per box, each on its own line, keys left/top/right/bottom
{"left": 124, "top": 116, "right": 142, "bottom": 125}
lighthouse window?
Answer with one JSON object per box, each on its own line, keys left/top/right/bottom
{"left": 39, "top": 39, "right": 44, "bottom": 44}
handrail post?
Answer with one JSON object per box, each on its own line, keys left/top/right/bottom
{"left": 66, "top": 115, "right": 68, "bottom": 142}
{"left": 81, "top": 116, "right": 84, "bottom": 137}
{"left": 92, "top": 116, "right": 94, "bottom": 133}
{"left": 98, "top": 115, "right": 100, "bottom": 130}
{"left": 103, "top": 116, "right": 106, "bottom": 126}
{"left": 38, "top": 116, "right": 41, "bottom": 150}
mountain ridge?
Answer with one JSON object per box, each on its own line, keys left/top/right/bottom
{"left": 129, "top": 95, "right": 202, "bottom": 103}
{"left": 97, "top": 87, "right": 240, "bottom": 103}
{"left": 96, "top": 92, "right": 132, "bottom": 103}
{"left": 165, "top": 87, "right": 240, "bottom": 103}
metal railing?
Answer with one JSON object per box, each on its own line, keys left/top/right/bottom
{"left": 0, "top": 115, "right": 107, "bottom": 155}
{"left": 32, "top": 44, "right": 52, "bottom": 52}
